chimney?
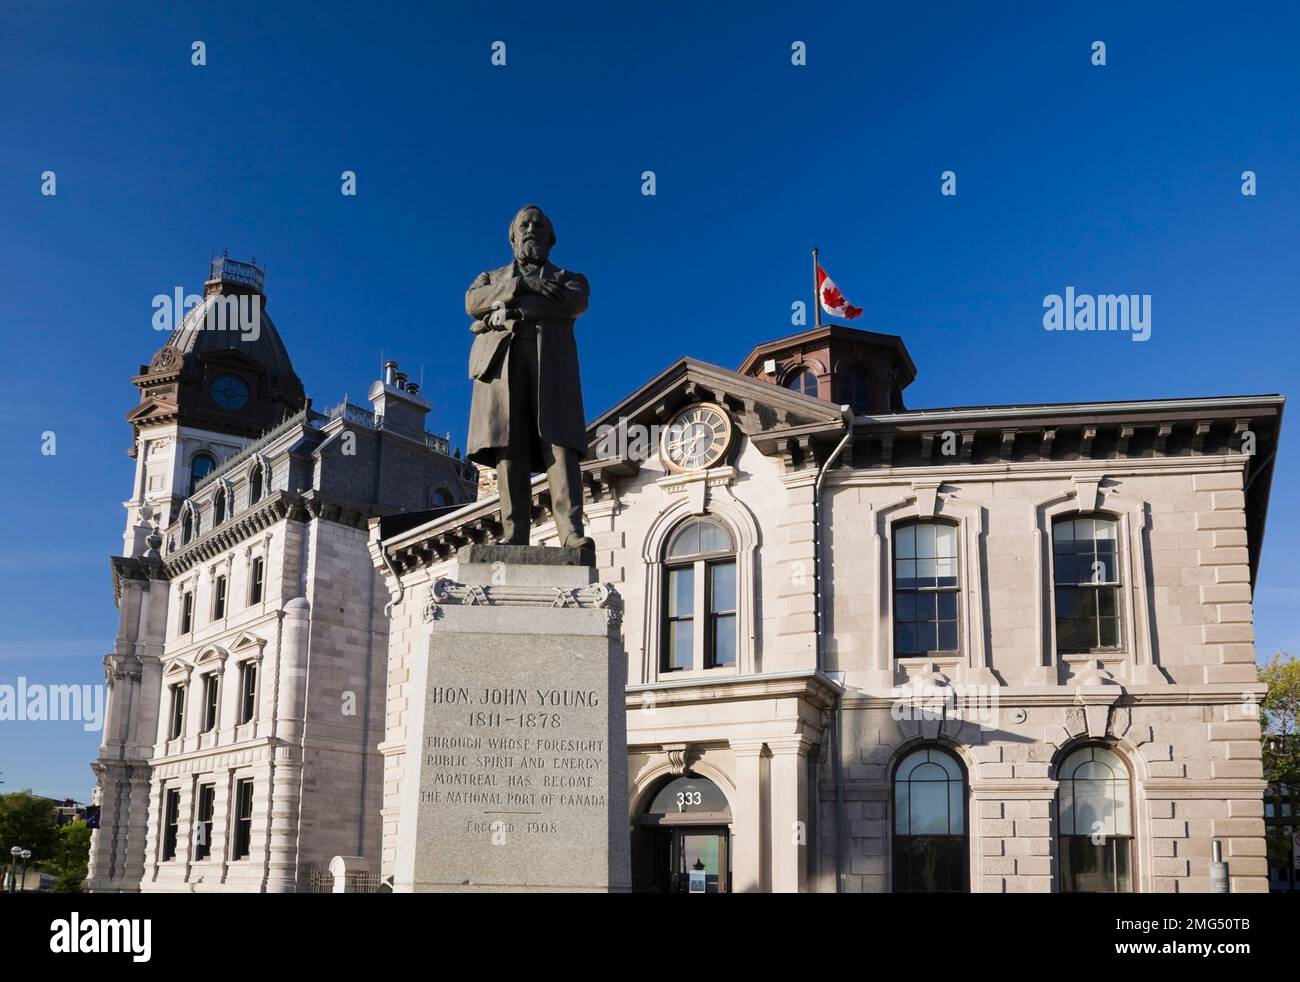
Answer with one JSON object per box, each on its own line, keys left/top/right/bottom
{"left": 368, "top": 357, "right": 430, "bottom": 439}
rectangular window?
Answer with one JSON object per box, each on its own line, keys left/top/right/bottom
{"left": 239, "top": 661, "right": 257, "bottom": 724}
{"left": 180, "top": 591, "right": 193, "bottom": 634}
{"left": 162, "top": 788, "right": 180, "bottom": 861}
{"left": 233, "top": 778, "right": 254, "bottom": 860}
{"left": 213, "top": 575, "right": 227, "bottom": 619}
{"left": 201, "top": 673, "right": 219, "bottom": 733}
{"left": 1053, "top": 516, "right": 1122, "bottom": 654}
{"left": 893, "top": 522, "right": 960, "bottom": 657}
{"left": 168, "top": 684, "right": 185, "bottom": 739}
{"left": 249, "top": 557, "right": 264, "bottom": 604}
{"left": 664, "top": 566, "right": 694, "bottom": 672}
{"left": 194, "top": 784, "right": 215, "bottom": 861}
{"left": 707, "top": 560, "right": 737, "bottom": 668}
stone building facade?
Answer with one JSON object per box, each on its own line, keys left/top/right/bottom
{"left": 90, "top": 266, "right": 1283, "bottom": 893}
{"left": 87, "top": 258, "right": 475, "bottom": 892}
{"left": 375, "top": 327, "right": 1283, "bottom": 894}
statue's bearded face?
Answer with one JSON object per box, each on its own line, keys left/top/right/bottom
{"left": 510, "top": 208, "right": 553, "bottom": 264}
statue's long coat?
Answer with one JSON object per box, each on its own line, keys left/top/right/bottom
{"left": 465, "top": 260, "right": 589, "bottom": 468}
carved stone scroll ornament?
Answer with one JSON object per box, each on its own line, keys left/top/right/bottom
{"left": 422, "top": 576, "right": 622, "bottom": 625}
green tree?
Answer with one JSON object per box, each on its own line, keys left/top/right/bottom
{"left": 1259, "top": 651, "right": 1300, "bottom": 875}
{"left": 0, "top": 790, "right": 57, "bottom": 878}
{"left": 46, "top": 819, "right": 91, "bottom": 893}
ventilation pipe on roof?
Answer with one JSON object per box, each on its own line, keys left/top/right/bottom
{"left": 384, "top": 360, "right": 398, "bottom": 386}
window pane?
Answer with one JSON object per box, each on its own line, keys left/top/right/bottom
{"left": 914, "top": 592, "right": 937, "bottom": 622}
{"left": 1093, "top": 518, "right": 1117, "bottom": 541}
{"left": 915, "top": 558, "right": 936, "bottom": 588}
{"left": 668, "top": 621, "right": 693, "bottom": 671}
{"left": 895, "top": 524, "right": 915, "bottom": 559}
{"left": 894, "top": 559, "right": 916, "bottom": 589}
{"left": 935, "top": 524, "right": 957, "bottom": 558}
{"left": 937, "top": 592, "right": 958, "bottom": 621}
{"left": 1054, "top": 554, "right": 1077, "bottom": 585}
{"left": 668, "top": 567, "right": 694, "bottom": 616}
{"left": 895, "top": 593, "right": 916, "bottom": 622}
{"left": 1053, "top": 519, "right": 1074, "bottom": 545}
{"left": 711, "top": 613, "right": 736, "bottom": 668}
{"left": 667, "top": 522, "right": 700, "bottom": 558}
{"left": 1098, "top": 588, "right": 1117, "bottom": 618}
{"left": 710, "top": 561, "right": 736, "bottom": 613}
{"left": 935, "top": 555, "right": 957, "bottom": 587}
{"left": 1076, "top": 589, "right": 1097, "bottom": 621}
{"left": 916, "top": 523, "right": 936, "bottom": 559}
{"left": 1099, "top": 616, "right": 1119, "bottom": 648}
{"left": 698, "top": 522, "right": 731, "bottom": 554}
{"left": 938, "top": 620, "right": 958, "bottom": 652}
{"left": 909, "top": 782, "right": 948, "bottom": 835}
{"left": 1056, "top": 616, "right": 1077, "bottom": 653}
{"left": 895, "top": 623, "right": 917, "bottom": 655}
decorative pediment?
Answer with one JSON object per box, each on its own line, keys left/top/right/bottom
{"left": 228, "top": 632, "right": 267, "bottom": 661}
{"left": 125, "top": 396, "right": 180, "bottom": 426}
{"left": 587, "top": 356, "right": 848, "bottom": 471}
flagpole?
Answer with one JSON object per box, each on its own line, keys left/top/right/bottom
{"left": 812, "top": 245, "right": 822, "bottom": 327}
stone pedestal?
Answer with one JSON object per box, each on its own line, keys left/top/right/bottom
{"left": 394, "top": 545, "right": 630, "bottom": 892}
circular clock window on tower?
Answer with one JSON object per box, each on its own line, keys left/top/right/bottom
{"left": 210, "top": 374, "right": 249, "bottom": 410}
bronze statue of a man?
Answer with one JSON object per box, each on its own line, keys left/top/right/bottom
{"left": 465, "top": 205, "right": 593, "bottom": 549}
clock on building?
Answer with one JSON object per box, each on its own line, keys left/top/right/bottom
{"left": 210, "top": 374, "right": 249, "bottom": 411}
{"left": 659, "top": 403, "right": 733, "bottom": 473}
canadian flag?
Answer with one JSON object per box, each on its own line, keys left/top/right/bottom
{"left": 816, "top": 264, "right": 863, "bottom": 320}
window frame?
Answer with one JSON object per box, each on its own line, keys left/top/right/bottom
{"left": 783, "top": 368, "right": 819, "bottom": 398}
{"left": 890, "top": 745, "right": 970, "bottom": 893}
{"left": 180, "top": 590, "right": 194, "bottom": 634}
{"left": 248, "top": 556, "right": 265, "bottom": 605}
{"left": 891, "top": 518, "right": 962, "bottom": 659}
{"left": 161, "top": 787, "right": 181, "bottom": 862}
{"left": 168, "top": 682, "right": 185, "bottom": 739}
{"left": 194, "top": 783, "right": 216, "bottom": 861}
{"left": 1055, "top": 743, "right": 1135, "bottom": 893}
{"left": 238, "top": 660, "right": 258, "bottom": 725}
{"left": 212, "top": 574, "right": 227, "bottom": 621}
{"left": 200, "top": 672, "right": 219, "bottom": 733}
{"left": 189, "top": 452, "right": 216, "bottom": 496}
{"left": 1050, "top": 512, "right": 1123, "bottom": 656}
{"left": 660, "top": 518, "right": 738, "bottom": 674}
{"left": 232, "top": 778, "right": 254, "bottom": 861}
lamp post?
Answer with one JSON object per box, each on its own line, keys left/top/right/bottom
{"left": 7, "top": 846, "right": 20, "bottom": 894}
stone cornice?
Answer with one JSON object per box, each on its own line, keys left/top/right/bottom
{"left": 841, "top": 686, "right": 1266, "bottom": 707}
{"left": 160, "top": 489, "right": 372, "bottom": 577}
{"left": 625, "top": 669, "right": 842, "bottom": 712}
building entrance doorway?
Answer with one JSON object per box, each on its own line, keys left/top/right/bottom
{"left": 632, "top": 775, "right": 732, "bottom": 893}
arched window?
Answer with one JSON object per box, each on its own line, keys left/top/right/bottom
{"left": 248, "top": 461, "right": 264, "bottom": 504}
{"left": 662, "top": 518, "right": 736, "bottom": 672}
{"left": 784, "top": 368, "right": 818, "bottom": 398}
{"left": 893, "top": 746, "right": 968, "bottom": 892}
{"left": 213, "top": 487, "right": 226, "bottom": 526}
{"left": 429, "top": 487, "right": 453, "bottom": 509}
{"left": 893, "top": 520, "right": 959, "bottom": 657}
{"left": 189, "top": 453, "right": 216, "bottom": 496}
{"left": 1052, "top": 514, "right": 1120, "bottom": 653}
{"left": 837, "top": 369, "right": 871, "bottom": 414}
{"left": 181, "top": 505, "right": 195, "bottom": 545}
{"left": 1057, "top": 744, "right": 1133, "bottom": 892}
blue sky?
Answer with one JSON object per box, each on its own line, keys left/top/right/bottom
{"left": 0, "top": 1, "right": 1296, "bottom": 798}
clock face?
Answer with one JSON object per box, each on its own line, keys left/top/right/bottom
{"left": 210, "top": 374, "right": 249, "bottom": 411}
{"left": 660, "top": 403, "right": 733, "bottom": 473}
